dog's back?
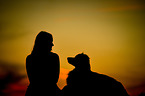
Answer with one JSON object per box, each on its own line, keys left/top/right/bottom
{"left": 62, "top": 69, "right": 129, "bottom": 96}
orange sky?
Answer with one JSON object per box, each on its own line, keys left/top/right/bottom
{"left": 0, "top": 0, "right": 145, "bottom": 96}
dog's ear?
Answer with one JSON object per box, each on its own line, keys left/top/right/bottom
{"left": 67, "top": 57, "right": 76, "bottom": 66}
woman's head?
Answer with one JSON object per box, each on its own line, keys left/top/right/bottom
{"left": 32, "top": 31, "right": 54, "bottom": 55}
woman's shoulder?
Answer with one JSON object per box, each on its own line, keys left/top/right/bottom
{"left": 27, "top": 54, "right": 33, "bottom": 58}
{"left": 50, "top": 52, "right": 59, "bottom": 58}
{"left": 26, "top": 55, "right": 31, "bottom": 60}
{"left": 26, "top": 55, "right": 29, "bottom": 62}
{"left": 26, "top": 54, "right": 33, "bottom": 63}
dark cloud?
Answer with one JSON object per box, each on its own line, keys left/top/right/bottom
{"left": 0, "top": 61, "right": 28, "bottom": 96}
{"left": 127, "top": 82, "right": 145, "bottom": 96}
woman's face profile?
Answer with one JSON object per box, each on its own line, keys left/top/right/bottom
{"left": 47, "top": 40, "right": 54, "bottom": 51}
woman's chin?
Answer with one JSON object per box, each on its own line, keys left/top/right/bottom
{"left": 48, "top": 48, "right": 52, "bottom": 52}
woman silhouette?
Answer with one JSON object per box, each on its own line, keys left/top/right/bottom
{"left": 25, "top": 31, "right": 60, "bottom": 96}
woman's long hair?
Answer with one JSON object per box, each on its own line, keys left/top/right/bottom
{"left": 31, "top": 31, "right": 53, "bottom": 55}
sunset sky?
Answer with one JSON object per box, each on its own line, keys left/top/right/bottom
{"left": 0, "top": 0, "right": 145, "bottom": 96}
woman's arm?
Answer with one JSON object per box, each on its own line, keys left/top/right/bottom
{"left": 26, "top": 55, "right": 33, "bottom": 82}
{"left": 54, "top": 53, "right": 60, "bottom": 83}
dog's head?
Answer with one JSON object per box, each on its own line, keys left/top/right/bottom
{"left": 67, "top": 53, "right": 90, "bottom": 70}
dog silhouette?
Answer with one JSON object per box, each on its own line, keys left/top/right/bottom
{"left": 62, "top": 53, "right": 129, "bottom": 96}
